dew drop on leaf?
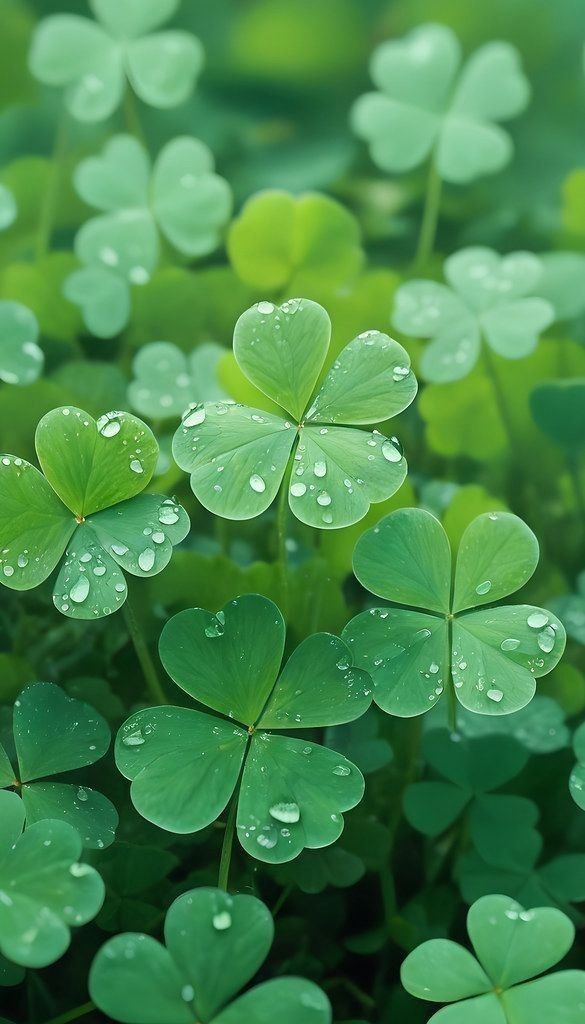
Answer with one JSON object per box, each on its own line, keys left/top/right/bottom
{"left": 269, "top": 801, "right": 301, "bottom": 823}
{"left": 249, "top": 473, "right": 266, "bottom": 493}
{"left": 70, "top": 576, "right": 90, "bottom": 604}
{"left": 527, "top": 611, "right": 549, "bottom": 628}
{"left": 212, "top": 911, "right": 232, "bottom": 930}
{"left": 475, "top": 580, "right": 492, "bottom": 595}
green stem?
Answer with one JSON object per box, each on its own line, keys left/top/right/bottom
{"left": 414, "top": 161, "right": 442, "bottom": 270}
{"left": 217, "top": 793, "right": 238, "bottom": 891}
{"left": 271, "top": 883, "right": 292, "bottom": 918}
{"left": 275, "top": 455, "right": 294, "bottom": 616}
{"left": 35, "top": 116, "right": 68, "bottom": 262}
{"left": 43, "top": 1001, "right": 95, "bottom": 1024}
{"left": 122, "top": 595, "right": 168, "bottom": 705}
{"left": 123, "top": 88, "right": 146, "bottom": 145}
{"left": 481, "top": 344, "right": 516, "bottom": 447}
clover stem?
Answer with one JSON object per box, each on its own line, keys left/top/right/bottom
{"left": 35, "top": 115, "right": 68, "bottom": 262}
{"left": 480, "top": 343, "right": 516, "bottom": 448}
{"left": 122, "top": 595, "right": 168, "bottom": 705}
{"left": 413, "top": 161, "right": 442, "bottom": 270}
{"left": 123, "top": 88, "right": 146, "bottom": 146}
{"left": 218, "top": 792, "right": 238, "bottom": 891}
{"left": 43, "top": 1000, "right": 95, "bottom": 1024}
{"left": 275, "top": 455, "right": 294, "bottom": 617}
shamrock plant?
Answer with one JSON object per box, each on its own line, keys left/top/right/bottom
{"left": 0, "top": 790, "right": 104, "bottom": 968}
{"left": 393, "top": 248, "right": 554, "bottom": 382}
{"left": 115, "top": 594, "right": 370, "bottom": 864}
{"left": 29, "top": 0, "right": 203, "bottom": 122}
{"left": 128, "top": 341, "right": 226, "bottom": 421}
{"left": 173, "top": 298, "right": 417, "bottom": 529}
{"left": 569, "top": 722, "right": 585, "bottom": 811}
{"left": 404, "top": 730, "right": 537, "bottom": 868}
{"left": 0, "top": 683, "right": 117, "bottom": 849}
{"left": 0, "top": 406, "right": 189, "bottom": 619}
{"left": 401, "top": 894, "right": 585, "bottom": 1023}
{"left": 351, "top": 23, "right": 530, "bottom": 184}
{"left": 0, "top": 300, "right": 42, "bottom": 386}
{"left": 90, "top": 886, "right": 331, "bottom": 1023}
{"left": 65, "top": 134, "right": 232, "bottom": 337}
{"left": 343, "top": 509, "right": 565, "bottom": 718}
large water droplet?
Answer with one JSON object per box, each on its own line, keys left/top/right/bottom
{"left": 100, "top": 419, "right": 121, "bottom": 438}
{"left": 129, "top": 459, "right": 143, "bottom": 474}
{"left": 138, "top": 548, "right": 155, "bottom": 572}
{"left": 382, "top": 438, "right": 402, "bottom": 462}
{"left": 527, "top": 611, "right": 549, "bottom": 629}
{"left": 487, "top": 688, "right": 503, "bottom": 703}
{"left": 122, "top": 729, "right": 145, "bottom": 747}
{"left": 500, "top": 638, "right": 520, "bottom": 651}
{"left": 290, "top": 482, "right": 306, "bottom": 497}
{"left": 332, "top": 764, "right": 350, "bottom": 776}
{"left": 269, "top": 801, "right": 300, "bottom": 824}
{"left": 256, "top": 828, "right": 278, "bottom": 849}
{"left": 70, "top": 576, "right": 90, "bottom": 604}
{"left": 249, "top": 474, "right": 266, "bottom": 493}
{"left": 159, "top": 504, "right": 180, "bottom": 526}
{"left": 314, "top": 460, "right": 327, "bottom": 477}
{"left": 537, "top": 627, "right": 555, "bottom": 653}
{"left": 183, "top": 405, "right": 206, "bottom": 428}
{"left": 212, "top": 911, "right": 232, "bottom": 931}
{"left": 475, "top": 580, "right": 492, "bottom": 595}
{"left": 316, "top": 492, "right": 331, "bottom": 507}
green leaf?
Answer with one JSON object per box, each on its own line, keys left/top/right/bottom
{"left": 352, "top": 508, "right": 451, "bottom": 612}
{"left": 73, "top": 135, "right": 150, "bottom": 211}
{"left": 305, "top": 330, "right": 416, "bottom": 425}
{"left": 453, "top": 512, "right": 539, "bottom": 613}
{"left": 401, "top": 938, "right": 491, "bottom": 1002}
{"left": 0, "top": 457, "right": 74, "bottom": 591}
{"left": 423, "top": 730, "right": 528, "bottom": 793}
{"left": 90, "top": 0, "right": 180, "bottom": 40}
{"left": 115, "top": 707, "right": 247, "bottom": 834}
{"left": 530, "top": 380, "right": 585, "bottom": 452}
{"left": 0, "top": 254, "right": 82, "bottom": 345}
{"left": 89, "top": 493, "right": 190, "bottom": 578}
{"left": 480, "top": 300, "right": 553, "bottom": 359}
{"left": 63, "top": 266, "right": 131, "bottom": 339}
{"left": 159, "top": 595, "right": 286, "bottom": 724}
{"left": 74, "top": 210, "right": 159, "bottom": 285}
{"left": 0, "top": 745, "right": 14, "bottom": 789}
{"left": 0, "top": 186, "right": 17, "bottom": 231}
{"left": 172, "top": 401, "right": 296, "bottom": 520}
{"left": 152, "top": 137, "right": 232, "bottom": 257}
{"left": 35, "top": 406, "right": 158, "bottom": 518}
{"left": 0, "top": 301, "right": 42, "bottom": 386}
{"left": 238, "top": 733, "right": 364, "bottom": 864}
{"left": 445, "top": 249, "right": 543, "bottom": 311}
{"left": 233, "top": 298, "right": 331, "bottom": 420}
{"left": 536, "top": 252, "right": 585, "bottom": 320}
{"left": 90, "top": 933, "right": 193, "bottom": 1024}
{"left": 125, "top": 31, "right": 203, "bottom": 108}
{"left": 128, "top": 341, "right": 225, "bottom": 420}
{"left": 393, "top": 282, "right": 479, "bottom": 384}
{"left": 214, "top": 978, "right": 331, "bottom": 1024}
{"left": 502, "top": 972, "right": 585, "bottom": 1024}
{"left": 404, "top": 782, "right": 470, "bottom": 837}
{"left": 52, "top": 522, "right": 128, "bottom": 619}
{"left": 469, "top": 795, "right": 539, "bottom": 870}
{"left": 0, "top": 791, "right": 104, "bottom": 967}
{"left": 21, "top": 782, "right": 118, "bottom": 851}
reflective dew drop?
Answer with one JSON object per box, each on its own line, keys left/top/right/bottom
{"left": 249, "top": 474, "right": 266, "bottom": 493}
{"left": 500, "top": 638, "right": 520, "bottom": 652}
{"left": 70, "top": 576, "right": 90, "bottom": 604}
{"left": 314, "top": 460, "right": 327, "bottom": 478}
{"left": 382, "top": 438, "right": 402, "bottom": 463}
{"left": 317, "top": 492, "right": 331, "bottom": 507}
{"left": 138, "top": 548, "right": 155, "bottom": 572}
{"left": 212, "top": 911, "right": 232, "bottom": 931}
{"left": 269, "top": 801, "right": 301, "bottom": 824}
{"left": 487, "top": 688, "right": 503, "bottom": 703}
{"left": 527, "top": 611, "right": 549, "bottom": 629}
{"left": 122, "top": 729, "right": 145, "bottom": 747}
{"left": 159, "top": 504, "right": 180, "bottom": 526}
{"left": 77, "top": 787, "right": 88, "bottom": 802}
{"left": 256, "top": 829, "right": 278, "bottom": 850}
{"left": 537, "top": 627, "right": 555, "bottom": 653}
{"left": 183, "top": 406, "right": 206, "bottom": 428}
{"left": 129, "top": 459, "right": 143, "bottom": 474}
{"left": 181, "top": 985, "right": 195, "bottom": 1003}
{"left": 475, "top": 580, "right": 492, "bottom": 595}
{"left": 332, "top": 764, "right": 351, "bottom": 776}
{"left": 100, "top": 419, "right": 121, "bottom": 438}
{"left": 290, "top": 482, "right": 306, "bottom": 497}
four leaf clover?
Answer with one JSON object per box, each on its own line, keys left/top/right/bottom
{"left": 115, "top": 594, "right": 371, "bottom": 863}
{"left": 0, "top": 683, "right": 118, "bottom": 849}
{"left": 401, "top": 894, "right": 585, "bottom": 1023}
{"left": 29, "top": 0, "right": 203, "bottom": 122}
{"left": 393, "top": 248, "right": 554, "bottom": 382}
{"left": 0, "top": 790, "right": 104, "bottom": 968}
{"left": 0, "top": 300, "right": 42, "bottom": 386}
{"left": 65, "top": 134, "right": 232, "bottom": 338}
{"left": 173, "top": 298, "right": 417, "bottom": 529}
{"left": 128, "top": 341, "right": 226, "bottom": 420}
{"left": 351, "top": 23, "right": 530, "bottom": 184}
{"left": 0, "top": 406, "right": 190, "bottom": 619}
{"left": 90, "top": 886, "right": 331, "bottom": 1023}
{"left": 343, "top": 509, "right": 565, "bottom": 717}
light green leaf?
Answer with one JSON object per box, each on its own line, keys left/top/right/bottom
{"left": 214, "top": 978, "right": 331, "bottom": 1024}
{"left": 400, "top": 938, "right": 491, "bottom": 1001}
{"left": 128, "top": 341, "right": 225, "bottom": 419}
{"left": 453, "top": 512, "right": 539, "bottom": 613}
{"left": 502, "top": 972, "right": 585, "bottom": 1024}
{"left": 125, "top": 32, "right": 204, "bottom": 108}
{"left": 0, "top": 744, "right": 15, "bottom": 789}
{"left": 450, "top": 42, "right": 530, "bottom": 121}
{"left": 0, "top": 185, "right": 17, "bottom": 231}
{"left": 88, "top": 493, "right": 190, "bottom": 578}
{"left": 152, "top": 137, "right": 232, "bottom": 257}
{"left": 437, "top": 116, "right": 512, "bottom": 184}
{"left": 21, "top": 782, "right": 118, "bottom": 851}
{"left": 73, "top": 134, "right": 150, "bottom": 211}
{"left": 74, "top": 209, "right": 159, "bottom": 284}
{"left": 480, "top": 299, "right": 553, "bottom": 359}
{"left": 90, "top": 0, "right": 180, "bottom": 39}
{"left": 0, "top": 301, "right": 42, "bottom": 386}
{"left": 52, "top": 523, "right": 128, "bottom": 619}
{"left": 90, "top": 933, "right": 192, "bottom": 1024}
{"left": 63, "top": 266, "right": 131, "bottom": 339}
{"left": 445, "top": 249, "right": 543, "bottom": 312}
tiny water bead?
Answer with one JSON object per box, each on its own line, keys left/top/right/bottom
{"left": 332, "top": 764, "right": 351, "bottom": 776}
{"left": 181, "top": 985, "right": 195, "bottom": 1003}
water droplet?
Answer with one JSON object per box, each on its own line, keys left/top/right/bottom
{"left": 17, "top": 553, "right": 28, "bottom": 568}
{"left": 212, "top": 911, "right": 232, "bottom": 930}
{"left": 317, "top": 491, "right": 331, "bottom": 506}
{"left": 77, "top": 787, "right": 88, "bottom": 802}
{"left": 332, "top": 764, "right": 350, "bottom": 776}
{"left": 111, "top": 543, "right": 129, "bottom": 556}
{"left": 257, "top": 301, "right": 274, "bottom": 315}
{"left": 256, "top": 828, "right": 278, "bottom": 849}
{"left": 382, "top": 439, "right": 402, "bottom": 462}
{"left": 122, "top": 729, "right": 145, "bottom": 747}
{"left": 183, "top": 405, "right": 206, "bottom": 428}
{"left": 159, "top": 504, "right": 180, "bottom": 526}
{"left": 487, "top": 688, "right": 503, "bottom": 703}
{"left": 429, "top": 662, "right": 439, "bottom": 674}
{"left": 70, "top": 576, "right": 90, "bottom": 604}
{"left": 269, "top": 801, "right": 300, "bottom": 824}
{"left": 527, "top": 611, "right": 549, "bottom": 629}
{"left": 475, "top": 580, "right": 492, "bottom": 595}
{"left": 129, "top": 459, "right": 143, "bottom": 474}
{"left": 138, "top": 549, "right": 155, "bottom": 572}
{"left": 181, "top": 985, "right": 195, "bottom": 1002}
{"left": 100, "top": 419, "right": 120, "bottom": 438}
{"left": 3, "top": 565, "right": 14, "bottom": 577}
{"left": 93, "top": 565, "right": 106, "bottom": 577}
{"left": 500, "top": 638, "right": 520, "bottom": 651}
{"left": 290, "top": 482, "right": 306, "bottom": 497}
{"left": 537, "top": 628, "right": 555, "bottom": 653}
{"left": 249, "top": 474, "right": 266, "bottom": 493}
{"left": 314, "top": 460, "right": 327, "bottom": 477}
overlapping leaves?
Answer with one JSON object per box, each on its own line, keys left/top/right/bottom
{"left": 115, "top": 594, "right": 371, "bottom": 863}
{"left": 0, "top": 405, "right": 189, "bottom": 618}
{"left": 128, "top": 341, "right": 226, "bottom": 420}
{"left": 173, "top": 298, "right": 417, "bottom": 529}
{"left": 343, "top": 509, "right": 565, "bottom": 717}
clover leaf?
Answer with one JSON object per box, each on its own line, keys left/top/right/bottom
{"left": 115, "top": 594, "right": 370, "bottom": 863}
{"left": 29, "top": 0, "right": 203, "bottom": 122}
{"left": 0, "top": 790, "right": 104, "bottom": 967}
{"left": 0, "top": 682, "right": 118, "bottom": 849}
{"left": 0, "top": 405, "right": 189, "bottom": 619}
{"left": 450, "top": 696, "right": 569, "bottom": 755}
{"left": 90, "top": 886, "right": 331, "bottom": 1023}
{"left": 401, "top": 894, "right": 585, "bottom": 1023}
{"left": 65, "top": 135, "right": 232, "bottom": 337}
{"left": 404, "top": 730, "right": 538, "bottom": 868}
{"left": 128, "top": 341, "right": 226, "bottom": 420}
{"left": 552, "top": 571, "right": 585, "bottom": 645}
{"left": 351, "top": 23, "right": 529, "bottom": 184}
{"left": 0, "top": 300, "right": 42, "bottom": 386}
{"left": 343, "top": 509, "right": 565, "bottom": 717}
{"left": 530, "top": 380, "right": 585, "bottom": 453}
{"left": 173, "top": 299, "right": 417, "bottom": 529}
{"left": 0, "top": 186, "right": 17, "bottom": 231}
{"left": 569, "top": 722, "right": 585, "bottom": 812}
{"left": 393, "top": 248, "right": 554, "bottom": 382}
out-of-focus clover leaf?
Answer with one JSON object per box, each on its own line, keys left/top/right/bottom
{"left": 227, "top": 191, "right": 364, "bottom": 292}
{"left": 0, "top": 953, "right": 24, "bottom": 987}
{"left": 90, "top": 886, "right": 331, "bottom": 1023}
{"left": 173, "top": 298, "right": 417, "bottom": 530}
{"left": 441, "top": 485, "right": 507, "bottom": 551}
{"left": 562, "top": 169, "right": 585, "bottom": 239}
{"left": 343, "top": 509, "right": 565, "bottom": 717}
{"left": 0, "top": 789, "right": 104, "bottom": 967}
{"left": 420, "top": 374, "right": 506, "bottom": 460}
{"left": 550, "top": 571, "right": 585, "bottom": 645}
{"left": 536, "top": 253, "right": 585, "bottom": 321}
{"left": 393, "top": 248, "right": 553, "bottom": 382}
{"left": 0, "top": 254, "right": 82, "bottom": 345}
{"left": 457, "top": 843, "right": 585, "bottom": 917}
{"left": 404, "top": 730, "right": 538, "bottom": 869}
{"left": 530, "top": 380, "right": 585, "bottom": 453}
{"left": 449, "top": 696, "right": 569, "bottom": 755}
{"left": 95, "top": 842, "right": 178, "bottom": 933}
{"left": 115, "top": 594, "right": 370, "bottom": 864}
{"left": 569, "top": 722, "right": 585, "bottom": 812}
{"left": 272, "top": 845, "right": 365, "bottom": 895}
{"left": 128, "top": 341, "right": 226, "bottom": 420}
{"left": 351, "top": 24, "right": 530, "bottom": 184}
{"left": 0, "top": 682, "right": 117, "bottom": 849}
{"left": 0, "top": 405, "right": 189, "bottom": 619}
{"left": 325, "top": 709, "right": 393, "bottom": 775}
{"left": 52, "top": 361, "right": 128, "bottom": 420}
{"left": 401, "top": 894, "right": 585, "bottom": 1023}
{"left": 29, "top": 0, "right": 203, "bottom": 122}
{"left": 0, "top": 301, "right": 42, "bottom": 386}
{"left": 65, "top": 134, "right": 232, "bottom": 337}
{"left": 0, "top": 187, "right": 16, "bottom": 231}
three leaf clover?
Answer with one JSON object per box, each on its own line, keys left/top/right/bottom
{"left": 65, "top": 134, "right": 232, "bottom": 338}
{"left": 401, "top": 894, "right": 585, "bottom": 1023}
{"left": 351, "top": 23, "right": 529, "bottom": 184}
{"left": 0, "top": 790, "right": 104, "bottom": 968}
{"left": 0, "top": 300, "right": 42, "bottom": 386}
{"left": 90, "top": 886, "right": 331, "bottom": 1023}
{"left": 342, "top": 509, "right": 565, "bottom": 718}
{"left": 0, "top": 405, "right": 190, "bottom": 619}
{"left": 172, "top": 298, "right": 417, "bottom": 529}
{"left": 29, "top": 0, "right": 203, "bottom": 122}
{"left": 393, "top": 248, "right": 554, "bottom": 383}
{"left": 128, "top": 341, "right": 226, "bottom": 420}
{"left": 0, "top": 683, "right": 118, "bottom": 849}
{"left": 115, "top": 594, "right": 370, "bottom": 864}
{"left": 404, "top": 729, "right": 537, "bottom": 868}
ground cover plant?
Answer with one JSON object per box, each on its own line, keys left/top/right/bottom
{"left": 0, "top": 1, "right": 584, "bottom": 1022}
